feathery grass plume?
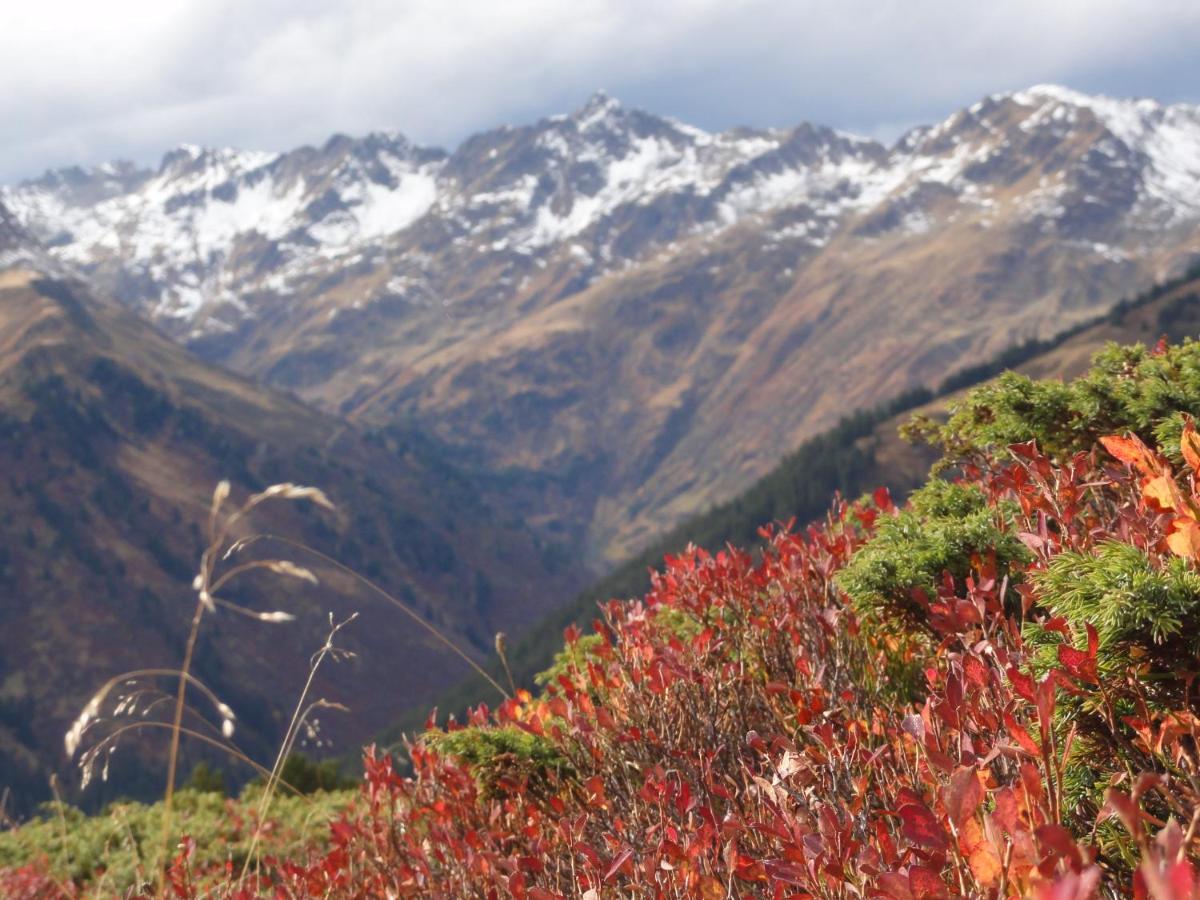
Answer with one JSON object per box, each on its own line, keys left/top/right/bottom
{"left": 65, "top": 669, "right": 236, "bottom": 760}
{"left": 495, "top": 631, "right": 517, "bottom": 696}
{"left": 156, "top": 479, "right": 338, "bottom": 895}
{"left": 64, "top": 670, "right": 239, "bottom": 796}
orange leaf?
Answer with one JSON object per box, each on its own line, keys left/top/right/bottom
{"left": 1183, "top": 418, "right": 1200, "bottom": 473}
{"left": 1143, "top": 474, "right": 1183, "bottom": 513}
{"left": 1167, "top": 518, "right": 1200, "bottom": 560}
{"left": 1100, "top": 433, "right": 1159, "bottom": 476}
{"left": 958, "top": 817, "right": 1003, "bottom": 887}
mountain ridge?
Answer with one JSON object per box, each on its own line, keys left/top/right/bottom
{"left": 12, "top": 84, "right": 1199, "bottom": 339}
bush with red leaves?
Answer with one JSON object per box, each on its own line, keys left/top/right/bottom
{"left": 13, "top": 344, "right": 1200, "bottom": 898}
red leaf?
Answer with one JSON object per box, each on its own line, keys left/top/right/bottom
{"left": 604, "top": 848, "right": 634, "bottom": 883}
{"left": 1036, "top": 674, "right": 1057, "bottom": 735}
{"left": 1157, "top": 860, "right": 1198, "bottom": 900}
{"left": 1134, "top": 772, "right": 1165, "bottom": 800}
{"left": 1008, "top": 667, "right": 1037, "bottom": 704}
{"left": 877, "top": 872, "right": 914, "bottom": 900}
{"left": 1036, "top": 824, "right": 1083, "bottom": 868}
{"left": 899, "top": 803, "right": 949, "bottom": 852}
{"left": 1058, "top": 643, "right": 1097, "bottom": 684}
{"left": 1021, "top": 762, "right": 1045, "bottom": 805}
{"left": 908, "top": 866, "right": 951, "bottom": 900}
{"left": 942, "top": 766, "right": 984, "bottom": 827}
{"left": 1103, "top": 788, "right": 1142, "bottom": 835}
{"left": 1042, "top": 616, "right": 1072, "bottom": 638}
{"left": 1032, "top": 867, "right": 1102, "bottom": 900}
{"left": 1009, "top": 440, "right": 1042, "bottom": 461}
{"left": 992, "top": 787, "right": 1022, "bottom": 834}
{"left": 762, "top": 859, "right": 807, "bottom": 885}
{"left": 963, "top": 655, "right": 990, "bottom": 689}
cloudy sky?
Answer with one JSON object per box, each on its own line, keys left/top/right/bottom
{"left": 4, "top": 0, "right": 1200, "bottom": 182}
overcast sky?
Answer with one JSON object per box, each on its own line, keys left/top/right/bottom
{"left": 4, "top": 0, "right": 1200, "bottom": 183}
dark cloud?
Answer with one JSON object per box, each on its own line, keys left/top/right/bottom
{"left": 3, "top": 0, "right": 1199, "bottom": 181}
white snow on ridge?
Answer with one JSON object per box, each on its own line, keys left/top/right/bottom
{"left": 354, "top": 170, "right": 440, "bottom": 238}
{"left": 491, "top": 128, "right": 791, "bottom": 250}
{"left": 1013, "top": 85, "right": 1161, "bottom": 148}
{"left": 1012, "top": 84, "right": 1200, "bottom": 220}
{"left": 309, "top": 162, "right": 442, "bottom": 248}
{"left": 5, "top": 143, "right": 447, "bottom": 329}
{"left": 527, "top": 136, "right": 707, "bottom": 246}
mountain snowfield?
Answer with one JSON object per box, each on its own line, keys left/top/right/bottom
{"left": 5, "top": 85, "right": 1200, "bottom": 563}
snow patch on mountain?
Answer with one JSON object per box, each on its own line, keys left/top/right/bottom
{"left": 309, "top": 167, "right": 440, "bottom": 248}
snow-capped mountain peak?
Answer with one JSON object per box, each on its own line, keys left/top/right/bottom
{"left": 571, "top": 89, "right": 623, "bottom": 129}
{"left": 3, "top": 85, "right": 1199, "bottom": 339}
{"left": 1007, "top": 83, "right": 1200, "bottom": 220}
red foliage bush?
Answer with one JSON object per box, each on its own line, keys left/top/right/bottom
{"left": 12, "top": 419, "right": 1200, "bottom": 896}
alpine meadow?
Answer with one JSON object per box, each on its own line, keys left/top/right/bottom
{"left": 3, "top": 4, "right": 1200, "bottom": 897}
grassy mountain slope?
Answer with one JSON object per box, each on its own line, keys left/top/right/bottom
{"left": 0, "top": 267, "right": 582, "bottom": 814}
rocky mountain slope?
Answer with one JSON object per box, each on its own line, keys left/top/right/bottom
{"left": 0, "top": 228, "right": 581, "bottom": 812}
{"left": 6, "top": 85, "right": 1200, "bottom": 564}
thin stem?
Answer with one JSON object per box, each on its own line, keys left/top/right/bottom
{"left": 239, "top": 616, "right": 354, "bottom": 885}
{"left": 94, "top": 721, "right": 312, "bottom": 799}
{"left": 47, "top": 774, "right": 72, "bottom": 876}
{"left": 259, "top": 534, "right": 511, "bottom": 700}
{"left": 158, "top": 595, "right": 206, "bottom": 898}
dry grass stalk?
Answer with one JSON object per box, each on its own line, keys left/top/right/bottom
{"left": 154, "top": 480, "right": 338, "bottom": 897}
{"left": 259, "top": 533, "right": 512, "bottom": 701}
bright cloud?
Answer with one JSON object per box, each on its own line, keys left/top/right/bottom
{"left": 2, "top": 0, "right": 1199, "bottom": 181}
